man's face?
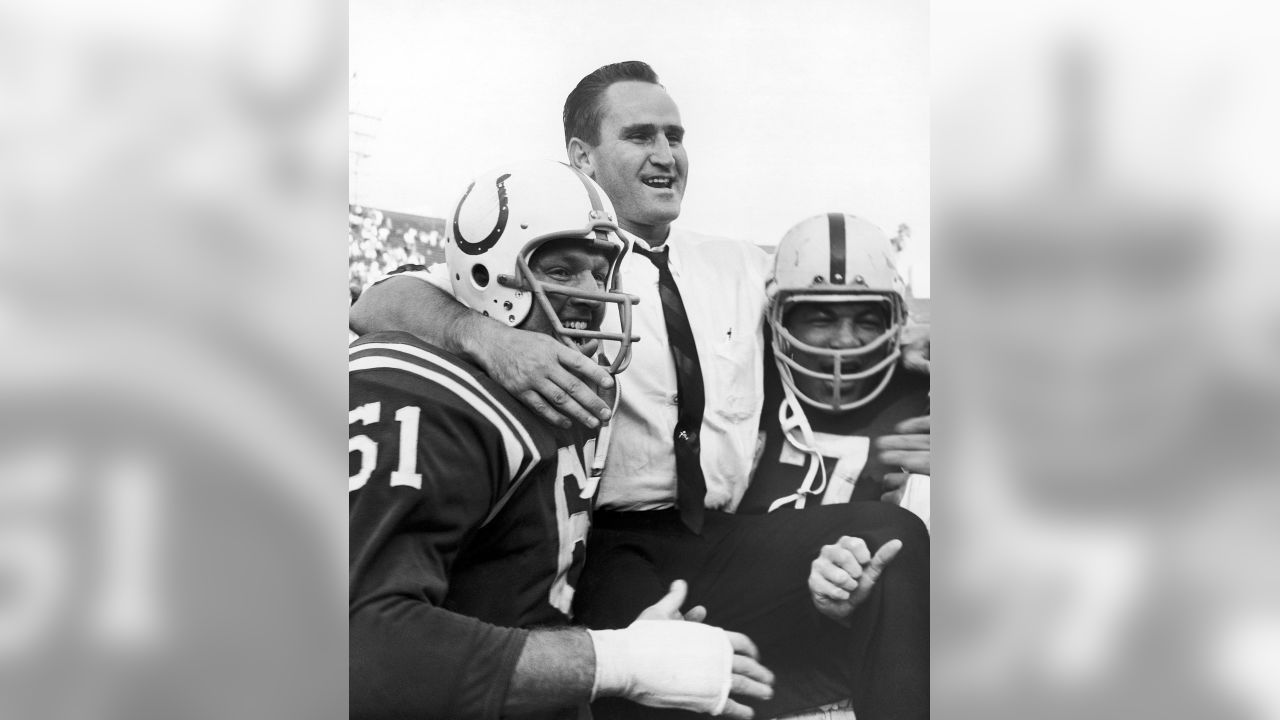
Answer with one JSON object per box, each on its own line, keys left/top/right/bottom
{"left": 584, "top": 81, "right": 687, "bottom": 239}
{"left": 784, "top": 300, "right": 891, "bottom": 407}
{"left": 520, "top": 239, "right": 613, "bottom": 357}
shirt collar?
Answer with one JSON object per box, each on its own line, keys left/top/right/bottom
{"left": 623, "top": 227, "right": 678, "bottom": 263}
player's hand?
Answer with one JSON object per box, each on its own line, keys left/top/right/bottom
{"left": 473, "top": 323, "right": 614, "bottom": 429}
{"left": 809, "top": 537, "right": 903, "bottom": 625}
{"left": 590, "top": 621, "right": 772, "bottom": 716}
{"left": 900, "top": 323, "right": 930, "bottom": 374}
{"left": 876, "top": 415, "right": 930, "bottom": 475}
{"left": 720, "top": 632, "right": 775, "bottom": 719}
{"left": 635, "top": 580, "right": 708, "bottom": 623}
{"left": 628, "top": 583, "right": 768, "bottom": 717}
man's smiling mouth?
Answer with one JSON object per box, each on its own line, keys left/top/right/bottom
{"left": 642, "top": 177, "right": 674, "bottom": 189}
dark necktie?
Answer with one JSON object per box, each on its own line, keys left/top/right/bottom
{"left": 634, "top": 242, "right": 707, "bottom": 533}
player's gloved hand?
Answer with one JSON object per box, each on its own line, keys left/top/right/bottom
{"left": 876, "top": 415, "right": 931, "bottom": 476}
{"left": 900, "top": 322, "right": 930, "bottom": 374}
{"left": 472, "top": 321, "right": 614, "bottom": 430}
{"left": 809, "top": 537, "right": 903, "bottom": 626}
{"left": 589, "top": 606, "right": 774, "bottom": 717}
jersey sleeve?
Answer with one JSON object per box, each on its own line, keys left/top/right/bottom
{"left": 348, "top": 355, "right": 532, "bottom": 720}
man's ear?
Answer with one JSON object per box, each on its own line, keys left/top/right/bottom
{"left": 567, "top": 138, "right": 595, "bottom": 177}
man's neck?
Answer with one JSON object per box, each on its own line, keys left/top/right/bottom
{"left": 620, "top": 219, "right": 671, "bottom": 247}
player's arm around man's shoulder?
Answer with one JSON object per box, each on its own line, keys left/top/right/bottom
{"left": 350, "top": 269, "right": 617, "bottom": 430}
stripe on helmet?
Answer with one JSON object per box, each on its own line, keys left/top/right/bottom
{"left": 827, "top": 212, "right": 846, "bottom": 284}
{"left": 567, "top": 164, "right": 606, "bottom": 213}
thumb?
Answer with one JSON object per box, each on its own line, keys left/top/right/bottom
{"left": 848, "top": 539, "right": 903, "bottom": 608}
{"left": 649, "top": 579, "right": 690, "bottom": 616}
{"left": 863, "top": 539, "right": 903, "bottom": 584}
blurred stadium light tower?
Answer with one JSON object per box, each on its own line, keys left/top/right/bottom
{"left": 349, "top": 73, "right": 382, "bottom": 206}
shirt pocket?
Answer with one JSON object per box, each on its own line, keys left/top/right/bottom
{"left": 710, "top": 337, "right": 761, "bottom": 424}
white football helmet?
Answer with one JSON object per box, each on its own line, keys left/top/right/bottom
{"left": 446, "top": 160, "right": 639, "bottom": 373}
{"left": 769, "top": 213, "right": 907, "bottom": 411}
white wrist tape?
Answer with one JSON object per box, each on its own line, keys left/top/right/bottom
{"left": 588, "top": 620, "right": 733, "bottom": 715}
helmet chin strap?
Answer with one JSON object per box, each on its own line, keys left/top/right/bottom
{"left": 581, "top": 355, "right": 621, "bottom": 501}
{"left": 768, "top": 383, "right": 830, "bottom": 512}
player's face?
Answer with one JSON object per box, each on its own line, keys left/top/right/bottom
{"left": 522, "top": 239, "right": 613, "bottom": 356}
{"left": 784, "top": 301, "right": 890, "bottom": 407}
{"left": 584, "top": 81, "right": 687, "bottom": 241}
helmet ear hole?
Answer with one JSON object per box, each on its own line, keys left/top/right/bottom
{"left": 471, "top": 264, "right": 490, "bottom": 288}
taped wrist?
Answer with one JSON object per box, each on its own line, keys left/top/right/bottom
{"left": 588, "top": 620, "right": 732, "bottom": 715}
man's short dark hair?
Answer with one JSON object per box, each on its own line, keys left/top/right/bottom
{"left": 563, "top": 61, "right": 661, "bottom": 147}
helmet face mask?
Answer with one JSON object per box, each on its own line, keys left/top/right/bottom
{"left": 509, "top": 223, "right": 639, "bottom": 374}
{"left": 772, "top": 291, "right": 904, "bottom": 411}
{"left": 769, "top": 213, "right": 908, "bottom": 412}
{"left": 446, "top": 162, "right": 640, "bottom": 374}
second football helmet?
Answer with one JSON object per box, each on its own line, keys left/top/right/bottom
{"left": 446, "top": 160, "right": 639, "bottom": 373}
{"left": 769, "top": 213, "right": 908, "bottom": 411}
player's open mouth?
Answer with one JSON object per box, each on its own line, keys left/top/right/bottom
{"left": 642, "top": 177, "right": 674, "bottom": 189}
{"left": 563, "top": 320, "right": 600, "bottom": 355}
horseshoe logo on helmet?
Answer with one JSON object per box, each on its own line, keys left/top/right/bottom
{"left": 452, "top": 173, "right": 512, "bottom": 256}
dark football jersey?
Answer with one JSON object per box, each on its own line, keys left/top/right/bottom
{"left": 349, "top": 332, "right": 598, "bottom": 720}
{"left": 738, "top": 348, "right": 930, "bottom": 515}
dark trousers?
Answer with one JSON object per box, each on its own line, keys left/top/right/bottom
{"left": 574, "top": 503, "right": 928, "bottom": 720}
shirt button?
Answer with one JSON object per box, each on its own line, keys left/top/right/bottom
{"left": 670, "top": 393, "right": 680, "bottom": 406}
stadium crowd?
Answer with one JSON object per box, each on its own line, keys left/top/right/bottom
{"left": 348, "top": 204, "right": 445, "bottom": 301}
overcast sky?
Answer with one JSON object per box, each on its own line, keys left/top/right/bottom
{"left": 350, "top": 0, "right": 930, "bottom": 295}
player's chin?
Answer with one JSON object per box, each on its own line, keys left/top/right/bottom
{"left": 835, "top": 381, "right": 864, "bottom": 398}
{"left": 815, "top": 381, "right": 862, "bottom": 406}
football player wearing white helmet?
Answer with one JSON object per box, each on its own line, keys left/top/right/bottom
{"left": 739, "top": 213, "right": 931, "bottom": 517}
{"left": 733, "top": 215, "right": 930, "bottom": 720}
{"left": 350, "top": 160, "right": 774, "bottom": 720}
{"left": 443, "top": 161, "right": 639, "bottom": 374}
{"left": 770, "top": 213, "right": 910, "bottom": 413}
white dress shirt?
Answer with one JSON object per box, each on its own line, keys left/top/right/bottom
{"left": 382, "top": 226, "right": 771, "bottom": 512}
{"left": 597, "top": 228, "right": 769, "bottom": 511}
